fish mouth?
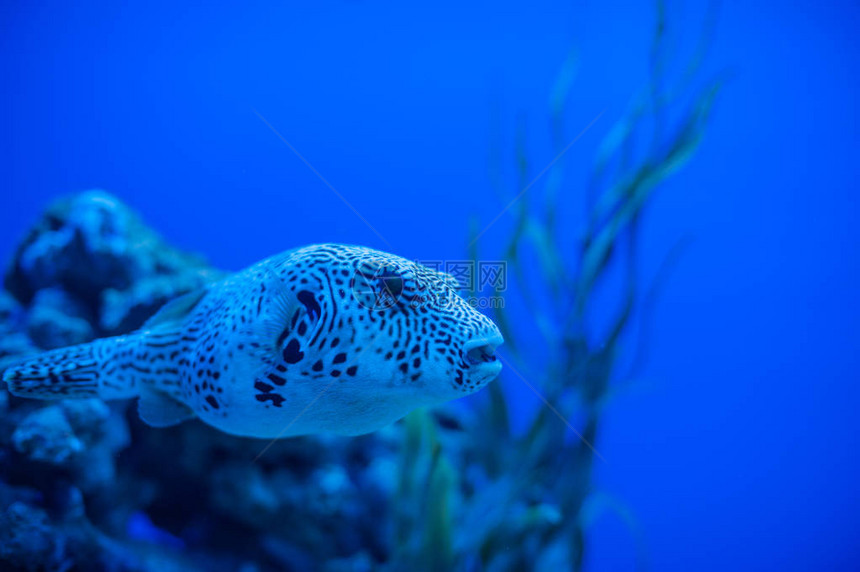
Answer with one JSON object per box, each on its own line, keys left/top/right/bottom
{"left": 463, "top": 333, "right": 504, "bottom": 368}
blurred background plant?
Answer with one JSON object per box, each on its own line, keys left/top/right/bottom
{"left": 390, "top": 1, "right": 723, "bottom": 570}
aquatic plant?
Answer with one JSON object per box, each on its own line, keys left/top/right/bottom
{"left": 390, "top": 2, "right": 723, "bottom": 570}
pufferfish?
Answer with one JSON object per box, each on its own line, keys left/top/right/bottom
{"left": 2, "top": 244, "right": 504, "bottom": 438}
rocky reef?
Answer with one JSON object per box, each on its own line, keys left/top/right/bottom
{"left": 0, "top": 192, "right": 408, "bottom": 571}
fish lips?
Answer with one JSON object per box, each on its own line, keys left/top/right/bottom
{"left": 463, "top": 332, "right": 504, "bottom": 386}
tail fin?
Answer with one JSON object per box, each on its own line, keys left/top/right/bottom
{"left": 2, "top": 338, "right": 127, "bottom": 399}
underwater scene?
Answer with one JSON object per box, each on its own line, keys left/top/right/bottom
{"left": 1, "top": 1, "right": 858, "bottom": 570}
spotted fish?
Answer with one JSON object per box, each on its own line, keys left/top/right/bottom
{"left": 2, "top": 244, "right": 504, "bottom": 438}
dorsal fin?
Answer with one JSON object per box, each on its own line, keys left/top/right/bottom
{"left": 143, "top": 287, "right": 209, "bottom": 331}
{"left": 138, "top": 389, "right": 195, "bottom": 427}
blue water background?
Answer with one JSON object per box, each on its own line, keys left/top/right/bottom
{"left": 2, "top": 1, "right": 858, "bottom": 570}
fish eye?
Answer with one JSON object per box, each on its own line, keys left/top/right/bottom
{"left": 377, "top": 270, "right": 403, "bottom": 299}
{"left": 353, "top": 257, "right": 419, "bottom": 309}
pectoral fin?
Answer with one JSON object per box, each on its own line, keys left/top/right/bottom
{"left": 143, "top": 287, "right": 210, "bottom": 332}
{"left": 138, "top": 390, "right": 195, "bottom": 427}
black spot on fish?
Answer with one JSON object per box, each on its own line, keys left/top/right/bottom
{"left": 298, "top": 290, "right": 321, "bottom": 323}
{"left": 256, "top": 393, "right": 285, "bottom": 407}
{"left": 333, "top": 353, "right": 346, "bottom": 364}
{"left": 283, "top": 339, "right": 304, "bottom": 364}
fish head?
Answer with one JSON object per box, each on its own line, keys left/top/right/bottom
{"left": 345, "top": 247, "right": 504, "bottom": 402}
{"left": 265, "top": 245, "right": 504, "bottom": 414}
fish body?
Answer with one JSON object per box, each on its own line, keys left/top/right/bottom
{"left": 3, "top": 244, "right": 503, "bottom": 438}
